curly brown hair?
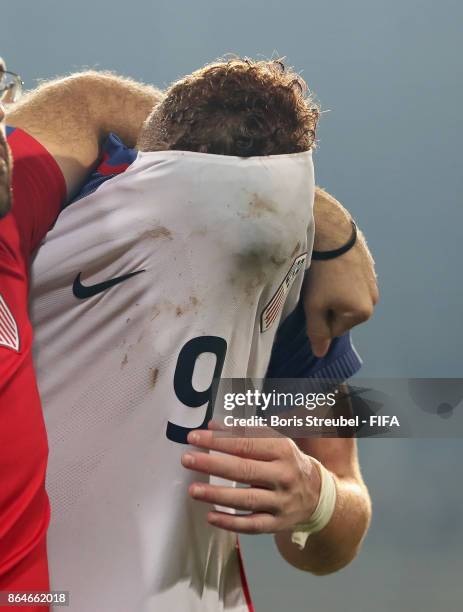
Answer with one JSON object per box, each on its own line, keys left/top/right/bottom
{"left": 138, "top": 58, "right": 319, "bottom": 156}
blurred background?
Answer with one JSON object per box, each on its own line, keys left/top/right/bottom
{"left": 4, "top": 0, "right": 463, "bottom": 609}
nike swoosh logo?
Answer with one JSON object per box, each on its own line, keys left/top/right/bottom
{"left": 72, "top": 269, "right": 145, "bottom": 299}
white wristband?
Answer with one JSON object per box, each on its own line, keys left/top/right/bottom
{"left": 291, "top": 459, "right": 337, "bottom": 550}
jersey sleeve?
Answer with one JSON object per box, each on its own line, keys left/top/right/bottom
{"left": 266, "top": 299, "right": 362, "bottom": 380}
{"left": 72, "top": 132, "right": 136, "bottom": 203}
{"left": 6, "top": 126, "right": 66, "bottom": 258}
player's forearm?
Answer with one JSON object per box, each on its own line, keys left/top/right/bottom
{"left": 274, "top": 475, "right": 371, "bottom": 575}
{"left": 6, "top": 71, "right": 163, "bottom": 198}
{"left": 313, "top": 186, "right": 370, "bottom": 256}
{"left": 75, "top": 71, "right": 165, "bottom": 148}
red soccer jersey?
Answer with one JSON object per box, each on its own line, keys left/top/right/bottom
{"left": 0, "top": 127, "right": 65, "bottom": 608}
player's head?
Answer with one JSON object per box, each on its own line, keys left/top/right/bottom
{"left": 138, "top": 57, "right": 319, "bottom": 156}
{"left": 0, "top": 57, "right": 13, "bottom": 218}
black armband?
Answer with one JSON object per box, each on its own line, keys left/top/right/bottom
{"left": 312, "top": 220, "right": 357, "bottom": 261}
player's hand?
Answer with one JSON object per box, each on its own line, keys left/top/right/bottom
{"left": 303, "top": 235, "right": 378, "bottom": 357}
{"left": 181, "top": 422, "right": 321, "bottom": 535}
{"left": 305, "top": 189, "right": 379, "bottom": 357}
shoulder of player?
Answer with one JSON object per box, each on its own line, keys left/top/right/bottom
{"left": 6, "top": 126, "right": 66, "bottom": 255}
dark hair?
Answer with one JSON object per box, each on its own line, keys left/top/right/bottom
{"left": 138, "top": 58, "right": 319, "bottom": 156}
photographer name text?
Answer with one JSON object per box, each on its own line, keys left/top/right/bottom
{"left": 223, "top": 415, "right": 400, "bottom": 428}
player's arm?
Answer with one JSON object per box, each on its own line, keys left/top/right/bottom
{"left": 182, "top": 390, "right": 371, "bottom": 575}
{"left": 5, "top": 71, "right": 163, "bottom": 200}
{"left": 273, "top": 391, "right": 371, "bottom": 574}
{"left": 9, "top": 71, "right": 378, "bottom": 344}
{"left": 183, "top": 392, "right": 370, "bottom": 576}
{"left": 308, "top": 188, "right": 379, "bottom": 357}
{"left": 182, "top": 325, "right": 369, "bottom": 574}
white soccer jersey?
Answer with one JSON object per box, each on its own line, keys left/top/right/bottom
{"left": 30, "top": 149, "right": 315, "bottom": 611}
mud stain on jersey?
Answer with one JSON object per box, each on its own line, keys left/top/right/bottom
{"left": 249, "top": 193, "right": 277, "bottom": 215}
{"left": 234, "top": 241, "right": 294, "bottom": 306}
{"left": 176, "top": 295, "right": 200, "bottom": 317}
{"left": 237, "top": 194, "right": 278, "bottom": 220}
{"left": 270, "top": 253, "right": 288, "bottom": 266}
{"left": 151, "top": 300, "right": 175, "bottom": 317}
{"left": 236, "top": 246, "right": 287, "bottom": 282}
{"left": 151, "top": 305, "right": 161, "bottom": 321}
{"left": 142, "top": 226, "right": 172, "bottom": 240}
{"left": 121, "top": 354, "right": 128, "bottom": 369}
{"left": 291, "top": 241, "right": 302, "bottom": 257}
{"left": 150, "top": 367, "right": 159, "bottom": 388}
{"left": 151, "top": 296, "right": 200, "bottom": 320}
{"left": 244, "top": 269, "right": 267, "bottom": 300}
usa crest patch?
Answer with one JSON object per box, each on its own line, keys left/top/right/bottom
{"left": 0, "top": 294, "right": 19, "bottom": 352}
{"left": 260, "top": 253, "right": 307, "bottom": 332}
